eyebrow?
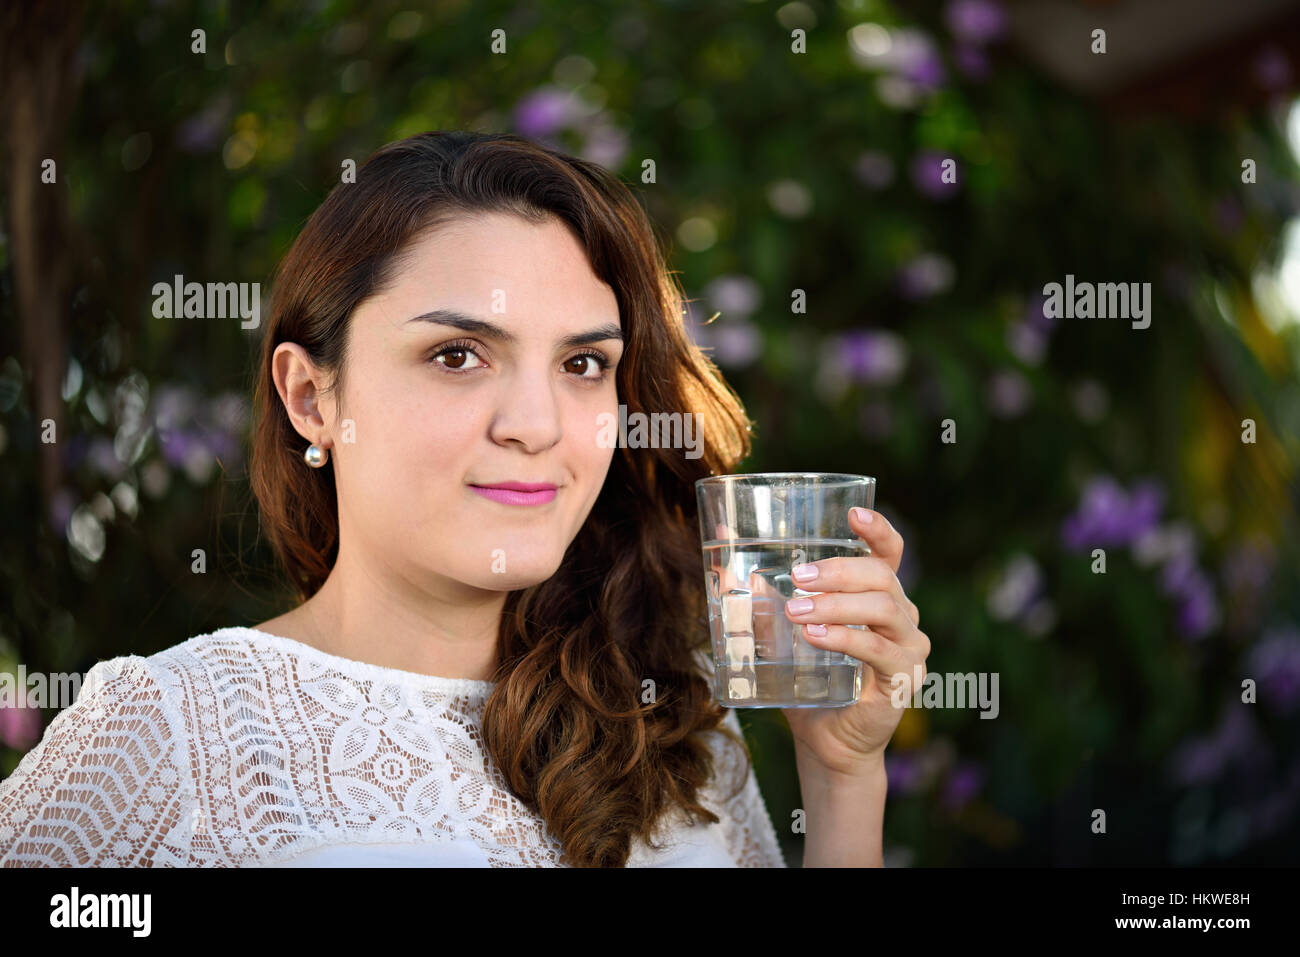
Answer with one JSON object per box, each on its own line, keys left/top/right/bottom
{"left": 405, "top": 309, "right": 623, "bottom": 348}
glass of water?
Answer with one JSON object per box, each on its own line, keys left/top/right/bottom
{"left": 695, "top": 472, "right": 876, "bottom": 708}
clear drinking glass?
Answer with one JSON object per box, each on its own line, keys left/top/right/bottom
{"left": 695, "top": 472, "right": 876, "bottom": 708}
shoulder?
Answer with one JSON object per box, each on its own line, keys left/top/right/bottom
{"left": 40, "top": 633, "right": 240, "bottom": 762}
{"left": 53, "top": 627, "right": 290, "bottom": 758}
{"left": 135, "top": 626, "right": 294, "bottom": 700}
{"left": 141, "top": 625, "right": 266, "bottom": 675}
{"left": 0, "top": 647, "right": 204, "bottom": 865}
{"left": 49, "top": 647, "right": 195, "bottom": 736}
{"left": 131, "top": 627, "right": 299, "bottom": 738}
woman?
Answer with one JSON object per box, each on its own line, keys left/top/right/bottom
{"left": 0, "top": 130, "right": 927, "bottom": 867}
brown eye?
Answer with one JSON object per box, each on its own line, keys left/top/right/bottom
{"left": 565, "top": 352, "right": 610, "bottom": 379}
{"left": 430, "top": 342, "right": 486, "bottom": 372}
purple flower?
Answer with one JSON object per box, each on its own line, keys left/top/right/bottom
{"left": 836, "top": 330, "right": 909, "bottom": 386}
{"left": 953, "top": 43, "right": 991, "bottom": 80}
{"left": 158, "top": 428, "right": 197, "bottom": 468}
{"left": 1026, "top": 292, "right": 1057, "bottom": 333}
{"left": 1070, "top": 379, "right": 1109, "bottom": 422}
{"left": 1170, "top": 705, "right": 1263, "bottom": 786}
{"left": 203, "top": 429, "right": 239, "bottom": 461}
{"left": 856, "top": 27, "right": 938, "bottom": 77}
{"left": 1060, "top": 478, "right": 1133, "bottom": 546}
{"left": 713, "top": 319, "right": 762, "bottom": 369}
{"left": 945, "top": 0, "right": 1007, "bottom": 45}
{"left": 855, "top": 150, "right": 895, "bottom": 189}
{"left": 1009, "top": 294, "right": 1059, "bottom": 365}
{"left": 48, "top": 487, "right": 76, "bottom": 535}
{"left": 88, "top": 437, "right": 126, "bottom": 480}
{"left": 942, "top": 761, "right": 984, "bottom": 811}
{"left": 683, "top": 300, "right": 713, "bottom": 347}
{"left": 884, "top": 751, "right": 924, "bottom": 795}
{"left": 902, "top": 49, "right": 947, "bottom": 92}
{"left": 579, "top": 122, "right": 628, "bottom": 169}
{"left": 152, "top": 384, "right": 199, "bottom": 430}
{"left": 61, "top": 433, "right": 89, "bottom": 470}
{"left": 0, "top": 698, "right": 42, "bottom": 750}
{"left": 688, "top": 304, "right": 763, "bottom": 371}
{"left": 1135, "top": 524, "right": 1220, "bottom": 640}
{"left": 1161, "top": 553, "right": 1197, "bottom": 595}
{"left": 1223, "top": 537, "right": 1275, "bottom": 592}
{"left": 150, "top": 386, "right": 246, "bottom": 470}
{"left": 1177, "top": 587, "right": 1218, "bottom": 641}
{"left": 1126, "top": 480, "right": 1165, "bottom": 538}
{"left": 1007, "top": 322, "right": 1047, "bottom": 365}
{"left": 1171, "top": 737, "right": 1221, "bottom": 785}
{"left": 1254, "top": 787, "right": 1300, "bottom": 839}
{"left": 705, "top": 275, "right": 762, "bottom": 318}
{"left": 513, "top": 87, "right": 581, "bottom": 138}
{"left": 1217, "top": 706, "right": 1264, "bottom": 764}
{"left": 209, "top": 392, "right": 250, "bottom": 435}
{"left": 987, "top": 369, "right": 1031, "bottom": 417}
{"left": 897, "top": 253, "right": 955, "bottom": 299}
{"left": 1251, "top": 45, "right": 1293, "bottom": 92}
{"left": 910, "top": 151, "right": 960, "bottom": 200}
{"left": 1245, "top": 625, "right": 1300, "bottom": 714}
{"left": 1060, "top": 475, "right": 1165, "bottom": 550}
{"left": 176, "top": 94, "right": 232, "bottom": 153}
{"left": 852, "top": 28, "right": 947, "bottom": 104}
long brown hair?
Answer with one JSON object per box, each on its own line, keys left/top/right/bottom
{"left": 249, "top": 130, "right": 757, "bottom": 866}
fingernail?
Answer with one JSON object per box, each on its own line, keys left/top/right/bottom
{"left": 852, "top": 507, "right": 873, "bottom": 524}
{"left": 804, "top": 623, "right": 828, "bottom": 637}
{"left": 787, "top": 597, "right": 814, "bottom": 614}
{"left": 791, "top": 563, "right": 818, "bottom": 582}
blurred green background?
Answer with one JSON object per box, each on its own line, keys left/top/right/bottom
{"left": 2, "top": 0, "right": 1299, "bottom": 866}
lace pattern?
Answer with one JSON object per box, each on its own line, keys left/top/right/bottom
{"left": 0, "top": 627, "right": 786, "bottom": 867}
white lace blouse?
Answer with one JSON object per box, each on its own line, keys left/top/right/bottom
{"left": 0, "top": 627, "right": 787, "bottom": 867}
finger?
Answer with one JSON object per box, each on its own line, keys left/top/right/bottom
{"left": 800, "top": 623, "right": 911, "bottom": 679}
{"left": 848, "top": 507, "right": 904, "bottom": 576}
{"left": 790, "top": 554, "right": 919, "bottom": 628}
{"left": 786, "top": 590, "right": 925, "bottom": 648}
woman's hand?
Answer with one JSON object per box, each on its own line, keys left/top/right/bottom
{"left": 781, "top": 507, "right": 929, "bottom": 780}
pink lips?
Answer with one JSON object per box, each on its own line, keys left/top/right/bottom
{"left": 469, "top": 482, "right": 558, "bottom": 506}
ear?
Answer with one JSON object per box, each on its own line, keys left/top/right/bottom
{"left": 272, "top": 342, "right": 335, "bottom": 447}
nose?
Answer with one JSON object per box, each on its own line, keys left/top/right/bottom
{"left": 487, "top": 362, "right": 563, "bottom": 453}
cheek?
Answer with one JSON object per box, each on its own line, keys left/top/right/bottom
{"left": 567, "top": 400, "right": 617, "bottom": 504}
{"left": 339, "top": 373, "right": 479, "bottom": 507}
{"left": 581, "top": 418, "right": 616, "bottom": 473}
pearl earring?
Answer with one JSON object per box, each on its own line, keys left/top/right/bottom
{"left": 303, "top": 443, "right": 329, "bottom": 468}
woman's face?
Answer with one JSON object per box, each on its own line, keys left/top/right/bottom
{"left": 319, "top": 212, "right": 622, "bottom": 593}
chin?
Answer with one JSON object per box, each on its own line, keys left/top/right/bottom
{"left": 461, "top": 554, "right": 564, "bottom": 592}
{"left": 469, "top": 571, "right": 557, "bottom": 592}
